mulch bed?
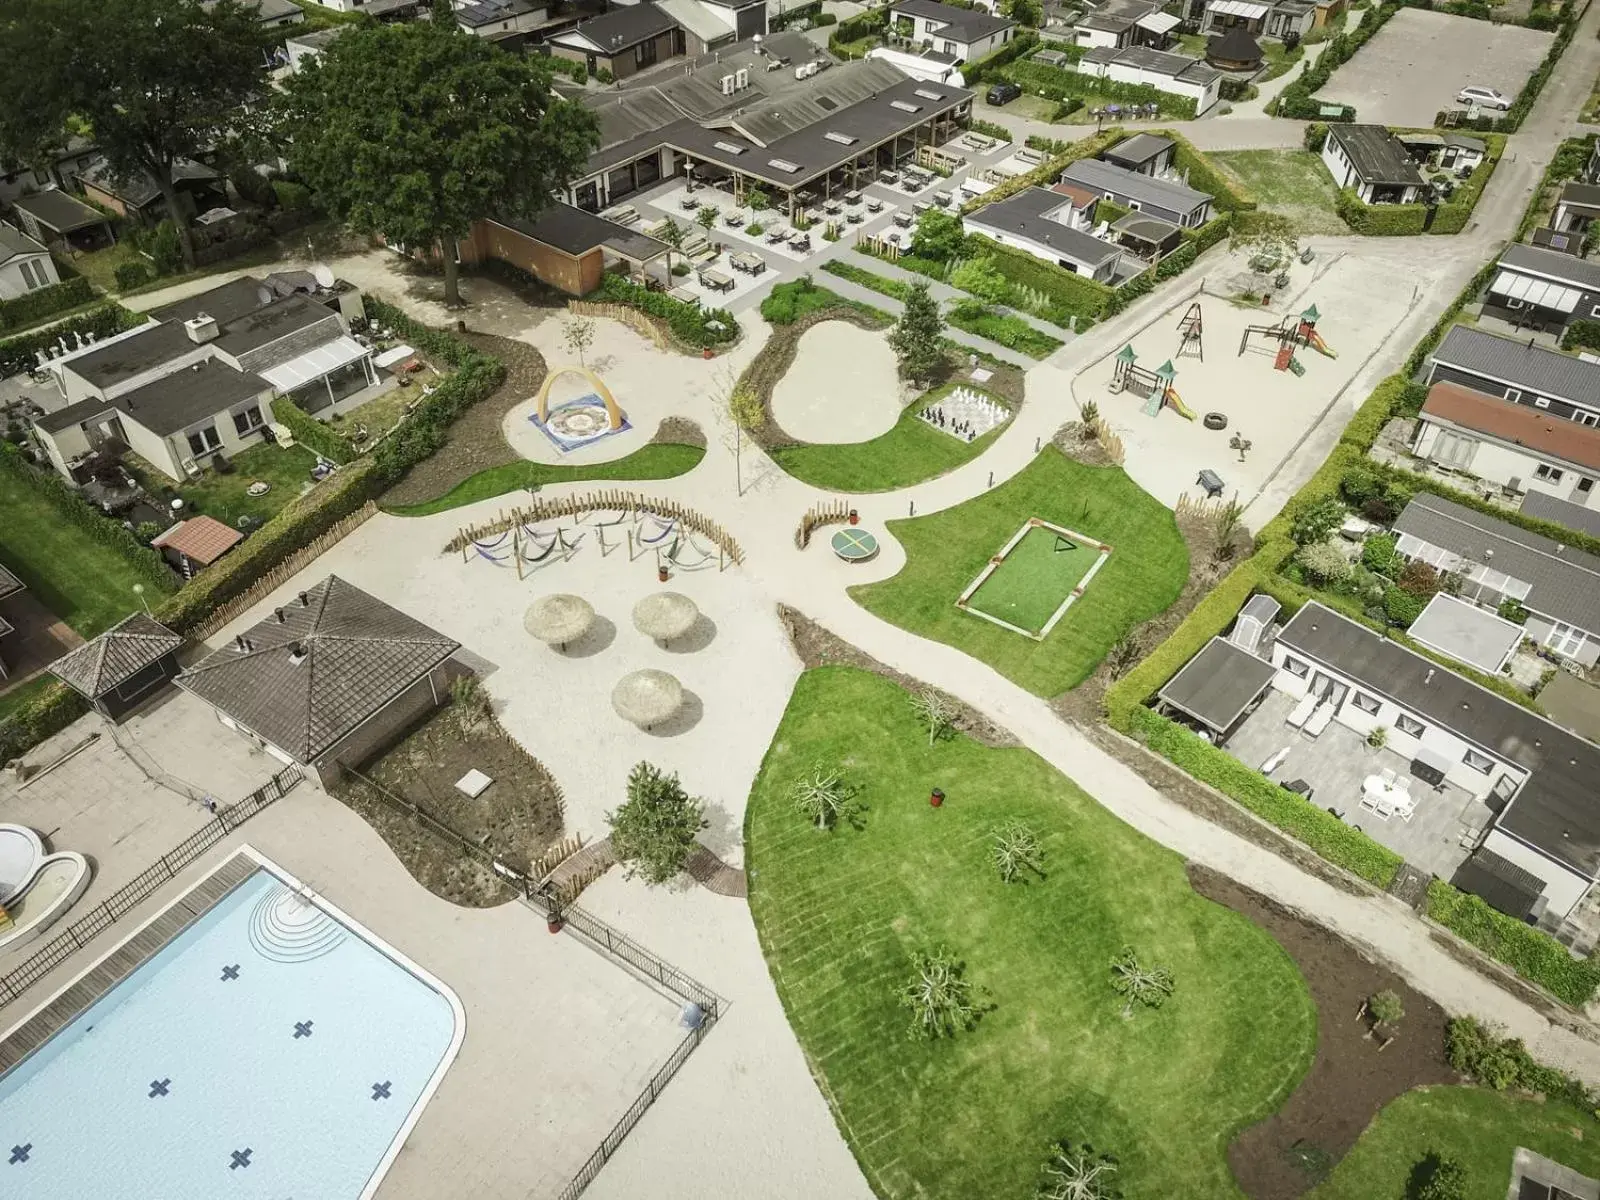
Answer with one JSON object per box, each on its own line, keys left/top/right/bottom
{"left": 1193, "top": 864, "right": 1460, "bottom": 1199}
{"left": 379, "top": 330, "right": 549, "bottom": 507}
{"left": 779, "top": 604, "right": 1017, "bottom": 748}
{"left": 334, "top": 705, "right": 566, "bottom": 907}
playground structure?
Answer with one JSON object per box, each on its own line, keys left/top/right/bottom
{"left": 529, "top": 365, "right": 630, "bottom": 453}
{"left": 1109, "top": 344, "right": 1195, "bottom": 421}
{"left": 1176, "top": 302, "right": 1204, "bottom": 361}
{"left": 1238, "top": 303, "right": 1338, "bottom": 376}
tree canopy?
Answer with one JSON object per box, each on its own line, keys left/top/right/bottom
{"left": 890, "top": 281, "right": 947, "bottom": 383}
{"left": 0, "top": 0, "right": 266, "bottom": 269}
{"left": 277, "top": 19, "right": 598, "bottom": 305}
{"left": 607, "top": 761, "right": 708, "bottom": 885}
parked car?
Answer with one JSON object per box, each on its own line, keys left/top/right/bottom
{"left": 1456, "top": 85, "right": 1511, "bottom": 110}
{"left": 987, "top": 81, "right": 1021, "bottom": 106}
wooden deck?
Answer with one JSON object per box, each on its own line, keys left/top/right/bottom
{"left": 0, "top": 854, "right": 259, "bottom": 1073}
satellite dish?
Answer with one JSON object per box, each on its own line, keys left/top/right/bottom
{"left": 312, "top": 264, "right": 335, "bottom": 289}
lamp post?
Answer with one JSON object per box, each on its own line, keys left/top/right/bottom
{"left": 133, "top": 583, "right": 150, "bottom": 615}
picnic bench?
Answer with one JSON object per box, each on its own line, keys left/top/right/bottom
{"left": 729, "top": 251, "right": 765, "bottom": 275}
{"left": 697, "top": 267, "right": 735, "bottom": 293}
{"left": 669, "top": 286, "right": 701, "bottom": 305}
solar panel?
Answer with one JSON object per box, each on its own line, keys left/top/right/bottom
{"left": 713, "top": 140, "right": 747, "bottom": 155}
{"left": 767, "top": 158, "right": 802, "bottom": 173}
{"left": 890, "top": 100, "right": 921, "bottom": 113}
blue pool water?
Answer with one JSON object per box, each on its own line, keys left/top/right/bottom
{"left": 0, "top": 867, "right": 459, "bottom": 1199}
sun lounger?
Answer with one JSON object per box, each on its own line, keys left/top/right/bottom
{"left": 1285, "top": 692, "right": 1317, "bottom": 729}
{"left": 1303, "top": 703, "right": 1335, "bottom": 738}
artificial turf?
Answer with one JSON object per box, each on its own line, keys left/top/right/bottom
{"left": 769, "top": 382, "right": 1008, "bottom": 494}
{"left": 0, "top": 468, "right": 165, "bottom": 637}
{"left": 851, "top": 449, "right": 1188, "bottom": 695}
{"left": 966, "top": 524, "right": 1101, "bottom": 633}
{"left": 1309, "top": 1087, "right": 1600, "bottom": 1199}
{"left": 747, "top": 667, "right": 1317, "bottom": 1200}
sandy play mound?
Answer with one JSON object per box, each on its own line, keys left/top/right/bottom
{"left": 771, "top": 321, "right": 902, "bottom": 444}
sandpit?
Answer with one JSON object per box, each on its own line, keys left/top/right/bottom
{"left": 771, "top": 321, "right": 903, "bottom": 444}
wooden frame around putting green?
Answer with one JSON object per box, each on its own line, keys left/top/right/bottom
{"left": 954, "top": 517, "right": 1113, "bottom": 641}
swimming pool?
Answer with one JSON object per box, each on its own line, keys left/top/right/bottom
{"left": 0, "top": 858, "right": 463, "bottom": 1199}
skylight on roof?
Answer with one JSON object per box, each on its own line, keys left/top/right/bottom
{"left": 913, "top": 88, "right": 943, "bottom": 100}
{"left": 713, "top": 140, "right": 747, "bottom": 155}
{"left": 890, "top": 100, "right": 921, "bottom": 113}
{"left": 823, "top": 131, "right": 857, "bottom": 146}
{"left": 767, "top": 158, "right": 802, "bottom": 173}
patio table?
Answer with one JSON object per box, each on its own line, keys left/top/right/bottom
{"left": 697, "top": 268, "right": 735, "bottom": 293}
{"left": 1360, "top": 774, "right": 1413, "bottom": 819}
{"left": 844, "top": 190, "right": 862, "bottom": 204}
{"left": 729, "top": 251, "right": 765, "bottom": 274}
{"left": 668, "top": 286, "right": 701, "bottom": 305}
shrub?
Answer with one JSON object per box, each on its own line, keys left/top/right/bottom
{"left": 1296, "top": 540, "right": 1350, "bottom": 584}
{"left": 567, "top": 58, "right": 588, "bottom": 84}
{"left": 1498, "top": 597, "right": 1529, "bottom": 624}
{"left": 990, "top": 821, "right": 1045, "bottom": 882}
{"left": 1563, "top": 319, "right": 1600, "bottom": 352}
{"left": 949, "top": 255, "right": 1010, "bottom": 303}
{"left": 594, "top": 272, "right": 737, "bottom": 347}
{"left": 1430, "top": 886, "right": 1600, "bottom": 1007}
{"left": 759, "top": 276, "right": 889, "bottom": 326}
{"left": 145, "top": 221, "right": 184, "bottom": 275}
{"left": 0, "top": 274, "right": 95, "bottom": 332}
{"left": 1335, "top": 189, "right": 1428, "bottom": 236}
{"left": 1397, "top": 559, "right": 1440, "bottom": 598}
{"left": 114, "top": 262, "right": 152, "bottom": 291}
{"left": 0, "top": 681, "right": 89, "bottom": 764}
{"left": 1360, "top": 532, "right": 1400, "bottom": 576}
{"left": 1446, "top": 1016, "right": 1597, "bottom": 1102}
{"left": 271, "top": 395, "right": 356, "bottom": 464}
{"left": 1290, "top": 497, "right": 1345, "bottom": 545}
{"left": 1382, "top": 585, "right": 1425, "bottom": 627}
{"left": 271, "top": 180, "right": 314, "bottom": 214}
{"left": 1303, "top": 122, "right": 1328, "bottom": 152}
{"left": 607, "top": 761, "right": 707, "bottom": 885}
{"left": 813, "top": 10, "right": 837, "bottom": 24}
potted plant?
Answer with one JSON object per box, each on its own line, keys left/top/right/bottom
{"left": 1366, "top": 726, "right": 1389, "bottom": 750}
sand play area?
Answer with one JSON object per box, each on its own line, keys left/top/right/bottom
{"left": 1073, "top": 256, "right": 1420, "bottom": 513}
{"left": 772, "top": 321, "right": 905, "bottom": 443}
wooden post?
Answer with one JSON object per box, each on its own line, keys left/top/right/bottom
{"left": 514, "top": 525, "right": 524, "bottom": 581}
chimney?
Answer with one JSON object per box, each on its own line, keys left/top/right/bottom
{"left": 298, "top": 591, "right": 309, "bottom": 606}
{"left": 275, "top": 608, "right": 285, "bottom": 623}
{"left": 289, "top": 641, "right": 309, "bottom": 665}
{"left": 183, "top": 313, "right": 219, "bottom": 344}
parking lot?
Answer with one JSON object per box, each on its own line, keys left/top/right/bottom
{"left": 1314, "top": 7, "right": 1552, "bottom": 126}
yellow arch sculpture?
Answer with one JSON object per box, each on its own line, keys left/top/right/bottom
{"left": 535, "top": 366, "right": 625, "bottom": 430}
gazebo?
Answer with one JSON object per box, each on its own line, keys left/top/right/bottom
{"left": 48, "top": 612, "right": 185, "bottom": 720}
{"left": 1207, "top": 26, "right": 1264, "bottom": 71}
{"left": 523, "top": 594, "right": 596, "bottom": 650}
{"left": 632, "top": 592, "right": 699, "bottom": 646}
{"left": 612, "top": 669, "right": 684, "bottom": 730}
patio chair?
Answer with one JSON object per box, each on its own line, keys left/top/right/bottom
{"left": 1378, "top": 766, "right": 1396, "bottom": 786}
{"left": 1394, "top": 797, "right": 1417, "bottom": 823}
{"left": 1285, "top": 692, "right": 1317, "bottom": 729}
{"left": 1394, "top": 775, "right": 1412, "bottom": 793}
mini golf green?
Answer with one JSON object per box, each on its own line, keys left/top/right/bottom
{"left": 831, "top": 527, "right": 880, "bottom": 562}
{"left": 965, "top": 524, "right": 1105, "bottom": 635}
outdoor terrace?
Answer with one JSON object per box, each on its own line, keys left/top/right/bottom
{"left": 1224, "top": 688, "right": 1494, "bottom": 879}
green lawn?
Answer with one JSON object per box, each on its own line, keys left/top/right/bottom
{"left": 0, "top": 471, "right": 160, "bottom": 636}
{"left": 771, "top": 382, "right": 1009, "bottom": 494}
{"left": 851, "top": 449, "right": 1189, "bottom": 695}
{"left": 130, "top": 440, "right": 321, "bottom": 531}
{"left": 967, "top": 524, "right": 1101, "bottom": 632}
{"left": 1208, "top": 150, "right": 1346, "bottom": 234}
{"left": 747, "top": 667, "right": 1317, "bottom": 1200}
{"left": 1310, "top": 1087, "right": 1600, "bottom": 1200}
{"left": 387, "top": 442, "right": 706, "bottom": 517}
{"left": 0, "top": 677, "right": 54, "bottom": 724}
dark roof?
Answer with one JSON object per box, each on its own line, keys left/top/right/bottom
{"left": 114, "top": 359, "right": 271, "bottom": 436}
{"left": 177, "top": 575, "right": 460, "bottom": 764}
{"left": 1104, "top": 133, "right": 1173, "bottom": 167}
{"left": 1498, "top": 242, "right": 1600, "bottom": 295}
{"left": 1095, "top": 44, "right": 1220, "bottom": 83}
{"left": 1444, "top": 133, "right": 1486, "bottom": 152}
{"left": 150, "top": 276, "right": 282, "bottom": 326}
{"left": 286, "top": 25, "right": 347, "bottom": 49}
{"left": 1207, "top": 25, "right": 1262, "bottom": 64}
{"left": 80, "top": 158, "right": 219, "bottom": 210}
{"left": 893, "top": 0, "right": 1016, "bottom": 42}
{"left": 1060, "top": 157, "right": 1211, "bottom": 216}
{"left": 10, "top": 189, "right": 109, "bottom": 235}
{"left": 1420, "top": 381, "right": 1600, "bottom": 474}
{"left": 1157, "top": 636, "right": 1276, "bottom": 732}
{"left": 1394, "top": 492, "right": 1600, "bottom": 635}
{"left": 32, "top": 395, "right": 118, "bottom": 435}
{"left": 49, "top": 613, "right": 183, "bottom": 699}
{"left": 1277, "top": 602, "right": 1600, "bottom": 879}
{"left": 1432, "top": 324, "right": 1600, "bottom": 410}
{"left": 0, "top": 564, "right": 23, "bottom": 601}
{"left": 0, "top": 223, "right": 49, "bottom": 264}
{"left": 1520, "top": 491, "right": 1600, "bottom": 540}
{"left": 1558, "top": 180, "right": 1600, "bottom": 213}
{"left": 964, "top": 187, "right": 1122, "bottom": 267}
{"left": 490, "top": 205, "right": 669, "bottom": 262}
{"left": 1327, "top": 124, "right": 1425, "bottom": 188}
{"left": 455, "top": 0, "right": 543, "bottom": 26}
{"left": 214, "top": 294, "right": 336, "bottom": 357}
{"left": 1450, "top": 848, "right": 1544, "bottom": 921}
{"left": 557, "top": 2, "right": 679, "bottom": 53}
{"left": 1538, "top": 670, "right": 1600, "bottom": 747}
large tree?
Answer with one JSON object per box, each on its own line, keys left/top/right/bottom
{"left": 607, "top": 762, "right": 707, "bottom": 885}
{"left": 0, "top": 0, "right": 266, "bottom": 271}
{"left": 278, "top": 20, "right": 598, "bottom": 306}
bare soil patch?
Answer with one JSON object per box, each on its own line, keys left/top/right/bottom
{"left": 1194, "top": 865, "right": 1459, "bottom": 1199}
{"left": 380, "top": 329, "right": 548, "bottom": 507}
{"left": 335, "top": 705, "right": 566, "bottom": 907}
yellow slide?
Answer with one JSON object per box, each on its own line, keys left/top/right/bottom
{"left": 1306, "top": 329, "right": 1338, "bottom": 358}
{"left": 1164, "top": 388, "right": 1196, "bottom": 420}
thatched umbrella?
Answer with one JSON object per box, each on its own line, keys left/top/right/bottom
{"left": 524, "top": 593, "right": 595, "bottom": 649}
{"left": 632, "top": 592, "right": 700, "bottom": 645}
{"left": 612, "top": 669, "right": 684, "bottom": 729}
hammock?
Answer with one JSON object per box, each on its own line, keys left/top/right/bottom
{"left": 474, "top": 544, "right": 512, "bottom": 566}
{"left": 472, "top": 530, "right": 511, "bottom": 550}
{"left": 668, "top": 534, "right": 719, "bottom": 570}
{"left": 638, "top": 519, "right": 677, "bottom": 546}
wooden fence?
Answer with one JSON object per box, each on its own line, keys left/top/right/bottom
{"left": 446, "top": 488, "right": 744, "bottom": 566}
{"left": 1089, "top": 417, "right": 1125, "bottom": 465}
{"left": 794, "top": 498, "right": 852, "bottom": 550}
{"left": 1174, "top": 491, "right": 1237, "bottom": 523}
{"left": 186, "top": 502, "right": 379, "bottom": 642}
{"left": 566, "top": 300, "right": 667, "bottom": 350}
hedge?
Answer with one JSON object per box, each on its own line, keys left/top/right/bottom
{"left": 272, "top": 394, "right": 357, "bottom": 465}
{"left": 1333, "top": 133, "right": 1504, "bottom": 236}
{"left": 0, "top": 274, "right": 95, "bottom": 332}
{"left": 1127, "top": 705, "right": 1404, "bottom": 888}
{"left": 1428, "top": 133, "right": 1505, "bottom": 234}
{"left": 0, "top": 303, "right": 143, "bottom": 379}
{"left": 1517, "top": 134, "right": 1596, "bottom": 241}
{"left": 1428, "top": 880, "right": 1600, "bottom": 1006}
{"left": 591, "top": 273, "right": 736, "bottom": 348}
{"left": 0, "top": 443, "right": 177, "bottom": 596}
{"left": 966, "top": 233, "right": 1113, "bottom": 325}
{"left": 960, "top": 127, "right": 1125, "bottom": 215}
{"left": 0, "top": 682, "right": 89, "bottom": 764}
{"left": 967, "top": 118, "right": 1014, "bottom": 144}
{"left": 996, "top": 58, "right": 1197, "bottom": 119}
{"left": 1447, "top": 1016, "right": 1597, "bottom": 1101}
{"left": 959, "top": 29, "right": 1039, "bottom": 85}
